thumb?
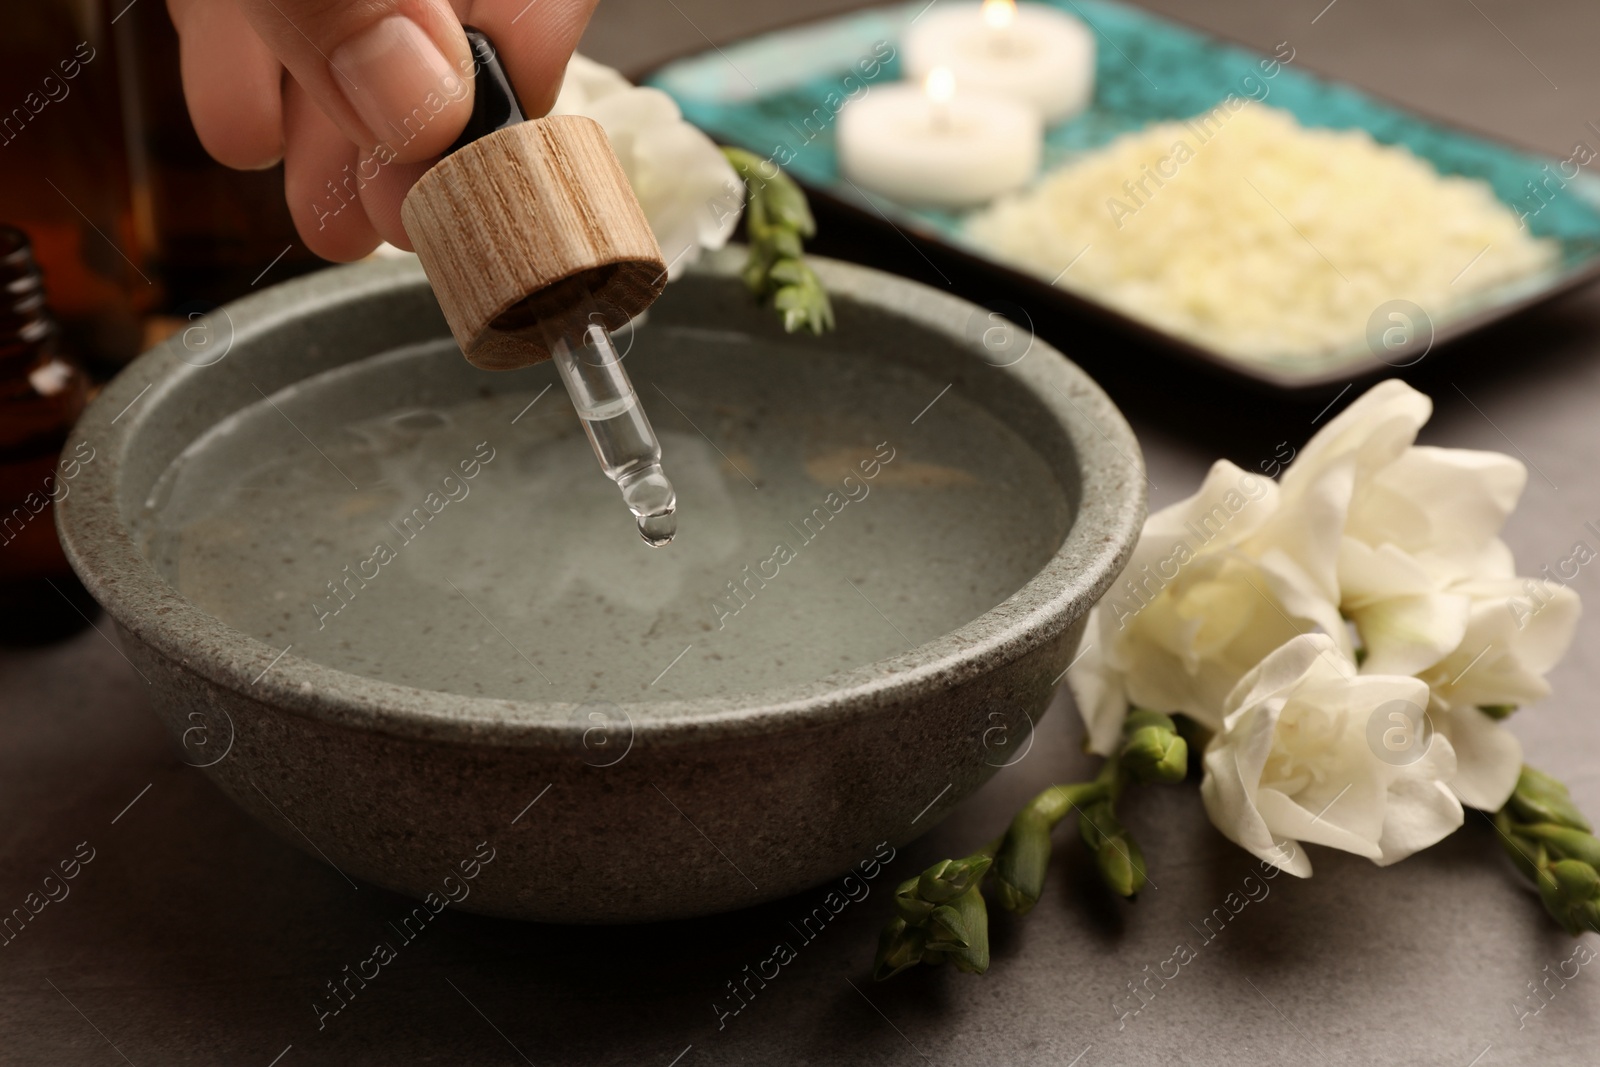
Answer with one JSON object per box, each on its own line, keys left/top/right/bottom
{"left": 232, "top": 0, "right": 474, "bottom": 162}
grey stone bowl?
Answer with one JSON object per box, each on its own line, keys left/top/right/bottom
{"left": 55, "top": 248, "right": 1144, "bottom": 923}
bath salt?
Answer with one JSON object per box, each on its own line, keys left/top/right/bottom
{"left": 966, "top": 104, "right": 1558, "bottom": 363}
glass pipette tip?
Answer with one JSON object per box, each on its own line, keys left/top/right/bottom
{"left": 546, "top": 307, "right": 677, "bottom": 547}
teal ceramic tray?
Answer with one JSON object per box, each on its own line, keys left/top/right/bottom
{"left": 646, "top": 0, "right": 1600, "bottom": 389}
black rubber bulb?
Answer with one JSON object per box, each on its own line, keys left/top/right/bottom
{"left": 443, "top": 27, "right": 527, "bottom": 157}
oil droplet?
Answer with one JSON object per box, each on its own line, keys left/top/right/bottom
{"left": 637, "top": 508, "right": 677, "bottom": 547}
{"left": 619, "top": 465, "right": 677, "bottom": 548}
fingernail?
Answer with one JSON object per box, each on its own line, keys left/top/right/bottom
{"left": 332, "top": 16, "right": 469, "bottom": 149}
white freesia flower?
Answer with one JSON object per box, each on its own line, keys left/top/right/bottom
{"left": 1269, "top": 380, "right": 1578, "bottom": 807}
{"left": 1069, "top": 460, "right": 1345, "bottom": 754}
{"left": 551, "top": 54, "right": 740, "bottom": 279}
{"left": 1201, "top": 634, "right": 1463, "bottom": 876}
{"left": 1416, "top": 576, "right": 1580, "bottom": 807}
{"left": 1072, "top": 378, "right": 1579, "bottom": 813}
{"left": 1262, "top": 381, "right": 1502, "bottom": 678}
{"left": 1243, "top": 379, "right": 1432, "bottom": 609}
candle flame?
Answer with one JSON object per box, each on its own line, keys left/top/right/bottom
{"left": 924, "top": 66, "right": 956, "bottom": 105}
{"left": 981, "top": 0, "right": 1017, "bottom": 30}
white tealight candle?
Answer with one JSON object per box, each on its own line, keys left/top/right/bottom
{"left": 904, "top": 0, "right": 1095, "bottom": 124}
{"left": 838, "top": 69, "right": 1041, "bottom": 209}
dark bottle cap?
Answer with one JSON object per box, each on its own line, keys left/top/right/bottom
{"left": 0, "top": 225, "right": 57, "bottom": 353}
{"left": 0, "top": 222, "right": 95, "bottom": 645}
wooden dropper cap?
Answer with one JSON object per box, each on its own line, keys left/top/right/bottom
{"left": 400, "top": 29, "right": 667, "bottom": 371}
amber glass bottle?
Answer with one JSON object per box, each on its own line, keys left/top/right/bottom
{"left": 0, "top": 2, "right": 158, "bottom": 375}
{"left": 114, "top": 0, "right": 320, "bottom": 308}
{"left": 0, "top": 225, "right": 97, "bottom": 643}
{"left": 6, "top": 2, "right": 324, "bottom": 380}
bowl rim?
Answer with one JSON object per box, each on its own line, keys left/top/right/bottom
{"left": 56, "top": 249, "right": 1146, "bottom": 748}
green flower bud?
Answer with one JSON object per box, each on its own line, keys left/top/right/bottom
{"left": 925, "top": 904, "right": 971, "bottom": 951}
{"left": 1120, "top": 710, "right": 1188, "bottom": 784}
{"left": 1550, "top": 857, "right": 1600, "bottom": 900}
{"left": 760, "top": 170, "right": 816, "bottom": 236}
{"left": 1080, "top": 800, "right": 1147, "bottom": 898}
{"left": 741, "top": 258, "right": 770, "bottom": 293}
{"left": 1123, "top": 709, "right": 1175, "bottom": 734}
{"left": 1479, "top": 704, "right": 1517, "bottom": 721}
{"left": 893, "top": 875, "right": 935, "bottom": 924}
{"left": 1096, "top": 834, "right": 1147, "bottom": 899}
{"left": 1077, "top": 799, "right": 1115, "bottom": 851}
{"left": 1520, "top": 824, "right": 1600, "bottom": 869}
{"left": 873, "top": 917, "right": 928, "bottom": 982}
{"left": 1537, "top": 859, "right": 1600, "bottom": 936}
{"left": 1122, "top": 725, "right": 1188, "bottom": 784}
{"left": 1509, "top": 766, "right": 1591, "bottom": 832}
{"left": 768, "top": 259, "right": 810, "bottom": 287}
{"left": 768, "top": 228, "right": 805, "bottom": 262}
{"left": 917, "top": 855, "right": 991, "bottom": 904}
{"left": 942, "top": 886, "right": 991, "bottom": 975}
{"left": 994, "top": 811, "right": 1054, "bottom": 915}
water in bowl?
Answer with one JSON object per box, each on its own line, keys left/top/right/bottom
{"left": 137, "top": 328, "right": 1073, "bottom": 705}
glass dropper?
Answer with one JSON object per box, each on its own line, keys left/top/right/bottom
{"left": 444, "top": 27, "right": 677, "bottom": 547}
{"left": 541, "top": 298, "right": 677, "bottom": 546}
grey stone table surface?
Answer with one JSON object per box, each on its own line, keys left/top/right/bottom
{"left": 6, "top": 1, "right": 1600, "bottom": 1064}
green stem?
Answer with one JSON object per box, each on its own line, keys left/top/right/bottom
{"left": 873, "top": 711, "right": 1188, "bottom": 979}
{"left": 993, "top": 757, "right": 1121, "bottom": 915}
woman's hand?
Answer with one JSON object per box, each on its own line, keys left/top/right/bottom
{"left": 168, "top": 0, "right": 600, "bottom": 260}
